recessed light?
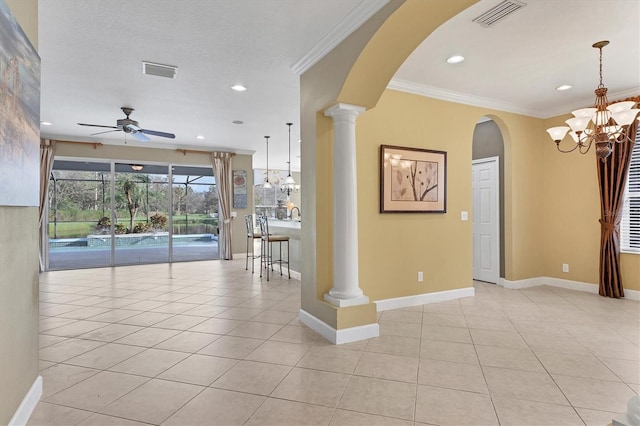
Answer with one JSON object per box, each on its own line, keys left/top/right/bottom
{"left": 446, "top": 55, "right": 465, "bottom": 64}
{"left": 40, "top": 121, "right": 52, "bottom": 126}
{"left": 231, "top": 84, "right": 247, "bottom": 92}
{"left": 196, "top": 135, "right": 205, "bottom": 140}
{"left": 556, "top": 84, "right": 573, "bottom": 91}
{"left": 232, "top": 120, "right": 244, "bottom": 125}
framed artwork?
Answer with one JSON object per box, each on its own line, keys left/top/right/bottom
{"left": 233, "top": 169, "right": 248, "bottom": 208}
{"left": 0, "top": 2, "right": 41, "bottom": 207}
{"left": 380, "top": 145, "right": 446, "bottom": 213}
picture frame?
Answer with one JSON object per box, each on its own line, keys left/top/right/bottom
{"left": 380, "top": 145, "right": 447, "bottom": 213}
{"left": 232, "top": 169, "right": 247, "bottom": 208}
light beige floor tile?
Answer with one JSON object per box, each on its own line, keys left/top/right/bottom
{"left": 211, "top": 359, "right": 291, "bottom": 395}
{"left": 114, "top": 327, "right": 181, "bottom": 347}
{"left": 296, "top": 346, "right": 363, "bottom": 374}
{"left": 465, "top": 315, "right": 516, "bottom": 332}
{"left": 483, "top": 366, "right": 569, "bottom": 405}
{"left": 470, "top": 328, "right": 529, "bottom": 349}
{"left": 76, "top": 413, "right": 150, "bottom": 425}
{"left": 158, "top": 354, "right": 238, "bottom": 385}
{"left": 227, "top": 321, "right": 283, "bottom": 339}
{"left": 575, "top": 407, "right": 624, "bottom": 426}
{"left": 244, "top": 340, "right": 310, "bottom": 366}
{"left": 248, "top": 310, "right": 297, "bottom": 325}
{"left": 41, "top": 363, "right": 100, "bottom": 399}
{"left": 354, "top": 352, "right": 418, "bottom": 383}
{"left": 365, "top": 334, "right": 420, "bottom": 357}
{"left": 329, "top": 409, "right": 413, "bottom": 426}
{"left": 86, "top": 309, "right": 140, "bottom": 323}
{"left": 246, "top": 398, "right": 334, "bottom": 426}
{"left": 100, "top": 378, "right": 202, "bottom": 425}
{"left": 39, "top": 334, "right": 68, "bottom": 349}
{"left": 117, "top": 311, "right": 174, "bottom": 326}
{"left": 27, "top": 402, "right": 92, "bottom": 426}
{"left": 272, "top": 367, "right": 350, "bottom": 407}
{"left": 420, "top": 339, "right": 478, "bottom": 364}
{"left": 40, "top": 360, "right": 56, "bottom": 371}
{"left": 78, "top": 323, "right": 142, "bottom": 342}
{"left": 418, "top": 358, "right": 488, "bottom": 393}
{"left": 154, "top": 331, "right": 221, "bottom": 353}
{"left": 44, "top": 320, "right": 110, "bottom": 338}
{"left": 422, "top": 312, "right": 467, "bottom": 328}
{"left": 537, "top": 350, "right": 621, "bottom": 381}
{"left": 215, "top": 307, "right": 263, "bottom": 321}
{"left": 65, "top": 343, "right": 145, "bottom": 369}
{"left": 46, "top": 371, "right": 148, "bottom": 412}
{"left": 108, "top": 348, "right": 189, "bottom": 377}
{"left": 39, "top": 338, "right": 105, "bottom": 363}
{"left": 163, "top": 387, "right": 264, "bottom": 426}
{"left": 182, "top": 304, "right": 231, "bottom": 317}
{"left": 150, "top": 302, "right": 197, "bottom": 315}
{"left": 521, "top": 332, "right": 591, "bottom": 356}
{"left": 338, "top": 376, "right": 416, "bottom": 420}
{"left": 415, "top": 385, "right": 498, "bottom": 425}
{"left": 493, "top": 397, "right": 586, "bottom": 426}
{"left": 270, "top": 325, "right": 321, "bottom": 344}
{"left": 553, "top": 374, "right": 636, "bottom": 412}
{"left": 421, "top": 324, "right": 472, "bottom": 343}
{"left": 57, "top": 307, "right": 112, "bottom": 320}
{"left": 198, "top": 335, "right": 263, "bottom": 358}
{"left": 122, "top": 300, "right": 169, "bottom": 311}
{"left": 378, "top": 320, "right": 422, "bottom": 338}
{"left": 600, "top": 357, "right": 640, "bottom": 384}
{"left": 151, "top": 314, "right": 208, "bottom": 330}
{"left": 476, "top": 345, "right": 545, "bottom": 372}
{"left": 188, "top": 317, "right": 245, "bottom": 334}
{"left": 379, "top": 310, "right": 422, "bottom": 324}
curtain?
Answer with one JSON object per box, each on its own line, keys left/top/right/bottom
{"left": 212, "top": 152, "right": 234, "bottom": 260}
{"left": 39, "top": 139, "right": 55, "bottom": 271}
{"left": 597, "top": 116, "right": 638, "bottom": 298}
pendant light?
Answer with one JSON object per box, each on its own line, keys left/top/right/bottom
{"left": 263, "top": 136, "right": 272, "bottom": 189}
{"left": 281, "top": 122, "right": 299, "bottom": 195}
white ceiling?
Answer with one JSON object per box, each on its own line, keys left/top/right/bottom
{"left": 38, "top": 0, "right": 640, "bottom": 171}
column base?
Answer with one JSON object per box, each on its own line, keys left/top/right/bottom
{"left": 324, "top": 293, "right": 369, "bottom": 307}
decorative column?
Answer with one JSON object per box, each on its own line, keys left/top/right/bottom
{"left": 323, "top": 103, "right": 369, "bottom": 307}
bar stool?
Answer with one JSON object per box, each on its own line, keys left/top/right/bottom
{"left": 257, "top": 215, "right": 290, "bottom": 281}
{"left": 245, "top": 214, "right": 262, "bottom": 273}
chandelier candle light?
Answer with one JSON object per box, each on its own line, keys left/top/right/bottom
{"left": 263, "top": 136, "right": 272, "bottom": 189}
{"left": 281, "top": 122, "right": 300, "bottom": 196}
{"left": 546, "top": 41, "right": 640, "bottom": 161}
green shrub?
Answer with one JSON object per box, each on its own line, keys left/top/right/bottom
{"left": 132, "top": 222, "right": 152, "bottom": 233}
{"left": 114, "top": 223, "right": 127, "bottom": 234}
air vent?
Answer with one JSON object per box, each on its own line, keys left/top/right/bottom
{"left": 472, "top": 0, "right": 526, "bottom": 27}
{"left": 142, "top": 61, "right": 177, "bottom": 79}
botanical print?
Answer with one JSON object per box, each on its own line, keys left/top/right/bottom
{"left": 0, "top": 2, "right": 40, "bottom": 206}
{"left": 233, "top": 169, "right": 247, "bottom": 208}
{"left": 391, "top": 160, "right": 438, "bottom": 202}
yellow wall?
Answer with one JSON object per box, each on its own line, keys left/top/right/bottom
{"left": 54, "top": 142, "right": 254, "bottom": 255}
{"left": 542, "top": 115, "right": 640, "bottom": 291}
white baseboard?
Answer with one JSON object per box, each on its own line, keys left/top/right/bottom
{"left": 9, "top": 375, "right": 42, "bottom": 426}
{"left": 271, "top": 264, "right": 301, "bottom": 280}
{"left": 374, "top": 287, "right": 475, "bottom": 312}
{"left": 499, "top": 276, "right": 640, "bottom": 301}
{"left": 299, "top": 309, "right": 379, "bottom": 344}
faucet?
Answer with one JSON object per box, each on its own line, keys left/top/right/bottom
{"left": 290, "top": 207, "right": 301, "bottom": 220}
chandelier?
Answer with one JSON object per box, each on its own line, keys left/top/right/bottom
{"left": 546, "top": 41, "right": 639, "bottom": 161}
{"left": 263, "top": 136, "right": 272, "bottom": 189}
{"left": 280, "top": 122, "right": 300, "bottom": 195}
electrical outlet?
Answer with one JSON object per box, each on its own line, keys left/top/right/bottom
{"left": 461, "top": 211, "right": 468, "bottom": 221}
{"left": 418, "top": 271, "right": 424, "bottom": 282}
{"left": 562, "top": 264, "right": 569, "bottom": 273}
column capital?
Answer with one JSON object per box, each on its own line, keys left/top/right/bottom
{"left": 324, "top": 103, "right": 366, "bottom": 119}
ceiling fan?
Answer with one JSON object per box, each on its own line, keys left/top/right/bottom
{"left": 78, "top": 107, "right": 176, "bottom": 142}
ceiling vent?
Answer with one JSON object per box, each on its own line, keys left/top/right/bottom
{"left": 472, "top": 0, "right": 526, "bottom": 27}
{"left": 142, "top": 61, "right": 177, "bottom": 79}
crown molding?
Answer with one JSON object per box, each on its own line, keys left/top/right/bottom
{"left": 291, "top": 0, "right": 389, "bottom": 76}
{"left": 387, "top": 78, "right": 545, "bottom": 118}
{"left": 388, "top": 79, "right": 640, "bottom": 119}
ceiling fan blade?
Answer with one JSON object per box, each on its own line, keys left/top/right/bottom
{"left": 78, "top": 123, "right": 119, "bottom": 129}
{"left": 90, "top": 129, "right": 122, "bottom": 136}
{"left": 141, "top": 129, "right": 176, "bottom": 139}
{"left": 132, "top": 131, "right": 151, "bottom": 142}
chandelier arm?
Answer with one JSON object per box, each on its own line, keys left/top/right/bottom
{"left": 555, "top": 141, "right": 582, "bottom": 154}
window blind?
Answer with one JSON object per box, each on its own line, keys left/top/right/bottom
{"left": 621, "top": 126, "right": 640, "bottom": 252}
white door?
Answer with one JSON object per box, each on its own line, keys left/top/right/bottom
{"left": 472, "top": 157, "right": 499, "bottom": 283}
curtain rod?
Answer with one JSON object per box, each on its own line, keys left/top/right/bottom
{"left": 177, "top": 149, "right": 236, "bottom": 156}
{"left": 52, "top": 140, "right": 103, "bottom": 149}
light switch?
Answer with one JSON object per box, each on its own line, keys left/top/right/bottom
{"left": 461, "top": 211, "right": 468, "bottom": 221}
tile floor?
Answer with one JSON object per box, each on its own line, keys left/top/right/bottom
{"left": 31, "top": 259, "right": 639, "bottom": 425}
